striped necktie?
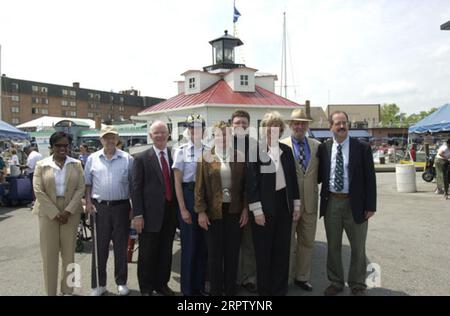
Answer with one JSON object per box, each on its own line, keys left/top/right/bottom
{"left": 334, "top": 144, "right": 344, "bottom": 192}
{"left": 298, "top": 142, "right": 306, "bottom": 172}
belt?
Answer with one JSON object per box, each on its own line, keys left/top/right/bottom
{"left": 94, "top": 199, "right": 129, "bottom": 206}
{"left": 182, "top": 182, "right": 195, "bottom": 191}
{"left": 329, "top": 192, "right": 349, "bottom": 199}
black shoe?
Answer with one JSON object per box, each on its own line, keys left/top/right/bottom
{"left": 294, "top": 280, "right": 313, "bottom": 292}
{"left": 156, "top": 285, "right": 175, "bottom": 296}
{"left": 242, "top": 282, "right": 257, "bottom": 293}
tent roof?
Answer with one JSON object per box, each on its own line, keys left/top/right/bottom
{"left": 310, "top": 129, "right": 371, "bottom": 139}
{"left": 17, "top": 116, "right": 99, "bottom": 129}
{"left": 0, "top": 119, "right": 29, "bottom": 139}
{"left": 409, "top": 103, "right": 450, "bottom": 134}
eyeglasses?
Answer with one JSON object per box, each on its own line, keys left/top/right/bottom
{"left": 54, "top": 144, "right": 69, "bottom": 148}
{"left": 333, "top": 121, "right": 349, "bottom": 126}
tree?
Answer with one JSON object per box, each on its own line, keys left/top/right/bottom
{"left": 380, "top": 103, "right": 406, "bottom": 127}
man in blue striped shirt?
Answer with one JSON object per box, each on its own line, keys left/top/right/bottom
{"left": 84, "top": 126, "right": 134, "bottom": 296}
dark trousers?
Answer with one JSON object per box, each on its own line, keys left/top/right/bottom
{"left": 205, "top": 204, "right": 242, "bottom": 296}
{"left": 137, "top": 201, "right": 176, "bottom": 294}
{"left": 252, "top": 189, "right": 292, "bottom": 296}
{"left": 91, "top": 201, "right": 130, "bottom": 288}
{"left": 179, "top": 185, "right": 207, "bottom": 296}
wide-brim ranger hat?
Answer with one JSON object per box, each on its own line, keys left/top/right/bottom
{"left": 100, "top": 125, "right": 119, "bottom": 138}
{"left": 286, "top": 108, "right": 313, "bottom": 123}
{"left": 185, "top": 114, "right": 205, "bottom": 128}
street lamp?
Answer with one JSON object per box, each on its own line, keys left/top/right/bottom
{"left": 441, "top": 21, "right": 450, "bottom": 30}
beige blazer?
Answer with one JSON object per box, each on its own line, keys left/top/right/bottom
{"left": 280, "top": 136, "right": 320, "bottom": 214}
{"left": 32, "top": 156, "right": 85, "bottom": 219}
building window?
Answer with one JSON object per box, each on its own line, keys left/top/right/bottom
{"left": 41, "top": 98, "right": 48, "bottom": 104}
{"left": 40, "top": 86, "right": 48, "bottom": 93}
{"left": 87, "top": 112, "right": 94, "bottom": 118}
{"left": 32, "top": 108, "right": 38, "bottom": 114}
{"left": 62, "top": 89, "right": 68, "bottom": 96}
{"left": 64, "top": 111, "right": 76, "bottom": 117}
{"left": 32, "top": 97, "right": 40, "bottom": 104}
{"left": 11, "top": 95, "right": 20, "bottom": 102}
{"left": 189, "top": 77, "right": 196, "bottom": 89}
{"left": 69, "top": 90, "right": 76, "bottom": 97}
{"left": 11, "top": 83, "right": 19, "bottom": 92}
{"left": 110, "top": 95, "right": 114, "bottom": 102}
{"left": 61, "top": 100, "right": 68, "bottom": 106}
{"left": 120, "top": 96, "right": 124, "bottom": 103}
{"left": 95, "top": 93, "right": 101, "bottom": 100}
{"left": 11, "top": 118, "right": 19, "bottom": 125}
{"left": 41, "top": 108, "right": 49, "bottom": 115}
{"left": 119, "top": 106, "right": 124, "bottom": 112}
{"left": 11, "top": 107, "right": 20, "bottom": 113}
{"left": 89, "top": 103, "right": 99, "bottom": 109}
{"left": 32, "top": 85, "right": 39, "bottom": 93}
{"left": 240, "top": 75, "right": 249, "bottom": 86}
{"left": 69, "top": 101, "right": 76, "bottom": 107}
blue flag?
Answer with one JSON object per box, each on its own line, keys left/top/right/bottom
{"left": 233, "top": 4, "right": 241, "bottom": 23}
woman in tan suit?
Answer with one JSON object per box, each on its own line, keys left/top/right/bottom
{"left": 33, "top": 131, "right": 85, "bottom": 296}
{"left": 195, "top": 121, "right": 248, "bottom": 296}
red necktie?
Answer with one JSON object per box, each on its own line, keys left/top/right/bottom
{"left": 160, "top": 151, "right": 173, "bottom": 202}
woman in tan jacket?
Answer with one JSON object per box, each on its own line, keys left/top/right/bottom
{"left": 32, "top": 131, "right": 85, "bottom": 296}
{"left": 195, "top": 121, "right": 248, "bottom": 296}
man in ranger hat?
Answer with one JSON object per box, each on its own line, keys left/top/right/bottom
{"left": 280, "top": 107, "right": 320, "bottom": 292}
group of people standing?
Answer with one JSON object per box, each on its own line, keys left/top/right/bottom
{"left": 32, "top": 108, "right": 377, "bottom": 297}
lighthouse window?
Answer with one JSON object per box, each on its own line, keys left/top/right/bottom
{"left": 240, "top": 75, "right": 248, "bottom": 86}
{"left": 189, "top": 77, "right": 196, "bottom": 89}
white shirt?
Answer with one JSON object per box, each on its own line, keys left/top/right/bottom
{"left": 153, "top": 146, "right": 170, "bottom": 175}
{"left": 26, "top": 150, "right": 43, "bottom": 174}
{"left": 10, "top": 155, "right": 19, "bottom": 166}
{"left": 41, "top": 156, "right": 79, "bottom": 197}
{"left": 436, "top": 144, "right": 450, "bottom": 160}
{"left": 172, "top": 141, "right": 203, "bottom": 183}
{"left": 329, "top": 136, "right": 350, "bottom": 193}
{"left": 216, "top": 150, "right": 232, "bottom": 203}
{"left": 267, "top": 148, "right": 287, "bottom": 191}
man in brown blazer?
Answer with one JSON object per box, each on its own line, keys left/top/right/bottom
{"left": 281, "top": 108, "right": 320, "bottom": 292}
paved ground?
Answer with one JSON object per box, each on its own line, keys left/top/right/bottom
{"left": 0, "top": 172, "right": 449, "bottom": 296}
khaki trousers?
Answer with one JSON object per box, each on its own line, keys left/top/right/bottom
{"left": 39, "top": 197, "right": 80, "bottom": 296}
{"left": 324, "top": 196, "right": 368, "bottom": 289}
{"left": 289, "top": 210, "right": 318, "bottom": 283}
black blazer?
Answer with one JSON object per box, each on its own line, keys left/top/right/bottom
{"left": 318, "top": 138, "right": 377, "bottom": 224}
{"left": 247, "top": 142, "right": 300, "bottom": 216}
{"left": 131, "top": 147, "right": 177, "bottom": 232}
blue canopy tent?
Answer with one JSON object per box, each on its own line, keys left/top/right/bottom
{"left": 0, "top": 119, "right": 29, "bottom": 139}
{"left": 408, "top": 103, "right": 450, "bottom": 134}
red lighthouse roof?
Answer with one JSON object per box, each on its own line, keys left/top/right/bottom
{"left": 139, "top": 80, "right": 299, "bottom": 114}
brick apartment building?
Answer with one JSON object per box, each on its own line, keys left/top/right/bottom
{"left": 0, "top": 75, "right": 165, "bottom": 125}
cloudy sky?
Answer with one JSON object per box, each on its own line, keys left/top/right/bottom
{"left": 1, "top": 0, "right": 449, "bottom": 114}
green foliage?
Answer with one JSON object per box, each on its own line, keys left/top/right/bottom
{"left": 380, "top": 104, "right": 438, "bottom": 127}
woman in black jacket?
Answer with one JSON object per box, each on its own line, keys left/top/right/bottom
{"left": 247, "top": 111, "right": 301, "bottom": 296}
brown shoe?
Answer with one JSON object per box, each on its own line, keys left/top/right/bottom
{"left": 156, "top": 285, "right": 175, "bottom": 296}
{"left": 324, "top": 285, "right": 343, "bottom": 296}
{"left": 351, "top": 288, "right": 367, "bottom": 296}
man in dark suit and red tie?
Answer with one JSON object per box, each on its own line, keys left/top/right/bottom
{"left": 318, "top": 111, "right": 377, "bottom": 296}
{"left": 131, "top": 121, "right": 178, "bottom": 296}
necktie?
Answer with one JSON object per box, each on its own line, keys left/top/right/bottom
{"left": 160, "top": 151, "right": 173, "bottom": 202}
{"left": 334, "top": 144, "right": 344, "bottom": 192}
{"left": 298, "top": 142, "right": 306, "bottom": 172}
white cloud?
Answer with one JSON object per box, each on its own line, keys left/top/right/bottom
{"left": 363, "top": 81, "right": 417, "bottom": 98}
